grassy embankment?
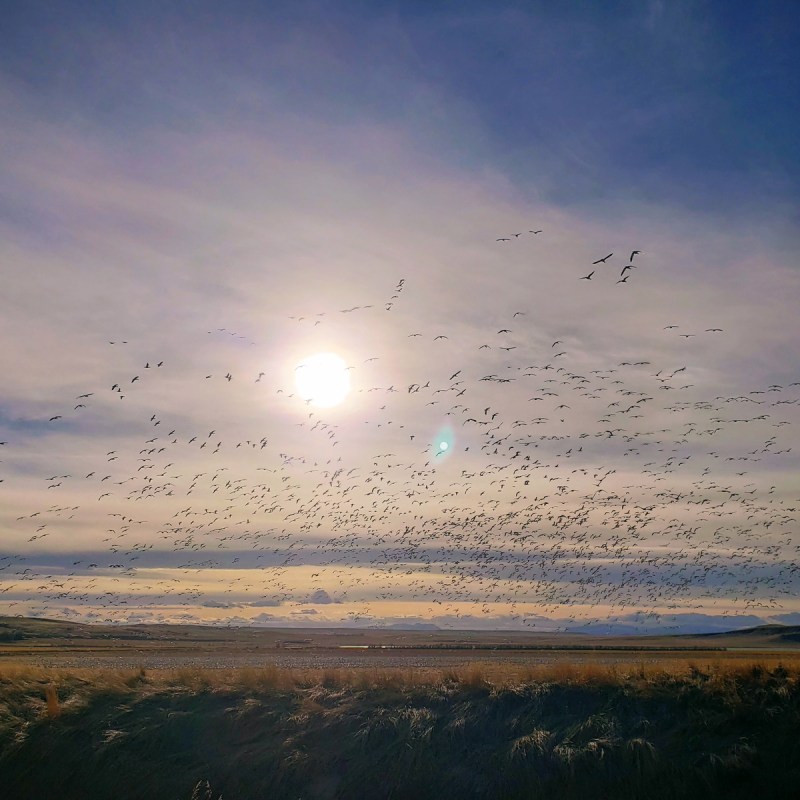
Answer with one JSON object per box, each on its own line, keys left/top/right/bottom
{"left": 1, "top": 659, "right": 799, "bottom": 799}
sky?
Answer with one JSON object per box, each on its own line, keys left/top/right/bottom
{"left": 1, "top": 1, "right": 799, "bottom": 634}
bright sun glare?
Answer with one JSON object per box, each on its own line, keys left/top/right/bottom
{"left": 294, "top": 352, "right": 351, "bottom": 408}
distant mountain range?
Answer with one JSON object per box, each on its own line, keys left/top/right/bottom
{"left": 2, "top": 616, "right": 800, "bottom": 647}
{"left": 565, "top": 613, "right": 770, "bottom": 636}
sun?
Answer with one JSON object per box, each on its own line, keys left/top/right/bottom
{"left": 294, "top": 352, "right": 351, "bottom": 408}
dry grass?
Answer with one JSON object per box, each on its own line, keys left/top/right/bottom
{"left": 0, "top": 653, "right": 797, "bottom": 736}
{"left": 2, "top": 655, "right": 800, "bottom": 697}
{"left": 44, "top": 683, "right": 60, "bottom": 718}
{"left": 1, "top": 656, "right": 799, "bottom": 799}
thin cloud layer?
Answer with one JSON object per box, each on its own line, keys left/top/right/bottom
{"left": 1, "top": 3, "right": 798, "bottom": 634}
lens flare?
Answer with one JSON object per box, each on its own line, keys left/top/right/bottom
{"left": 432, "top": 424, "right": 455, "bottom": 458}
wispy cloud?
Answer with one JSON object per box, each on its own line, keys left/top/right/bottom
{"left": 1, "top": 3, "right": 798, "bottom": 630}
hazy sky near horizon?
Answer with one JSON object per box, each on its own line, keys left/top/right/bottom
{"left": 1, "top": 1, "right": 799, "bottom": 632}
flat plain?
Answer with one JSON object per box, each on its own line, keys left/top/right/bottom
{"left": 2, "top": 618, "right": 800, "bottom": 799}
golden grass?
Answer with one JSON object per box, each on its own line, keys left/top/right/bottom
{"left": 1, "top": 654, "right": 799, "bottom": 701}
{"left": 44, "top": 683, "right": 60, "bottom": 718}
{"left": 2, "top": 656, "right": 799, "bottom": 799}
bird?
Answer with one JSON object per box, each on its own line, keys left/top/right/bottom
{"left": 630, "top": 250, "right": 641, "bottom": 262}
{"left": 580, "top": 271, "right": 595, "bottom": 280}
{"left": 592, "top": 254, "right": 613, "bottom": 264}
{"left": 8, "top": 250, "right": 800, "bottom": 645}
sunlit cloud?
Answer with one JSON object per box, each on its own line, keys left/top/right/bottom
{"left": 1, "top": 3, "right": 798, "bottom": 633}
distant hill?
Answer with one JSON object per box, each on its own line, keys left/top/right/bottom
{"left": 0, "top": 617, "right": 241, "bottom": 642}
{"left": 566, "top": 613, "right": 768, "bottom": 637}
{"left": 698, "top": 624, "right": 800, "bottom": 644}
{"left": 1, "top": 617, "right": 799, "bottom": 649}
{"left": 0, "top": 616, "right": 97, "bottom": 641}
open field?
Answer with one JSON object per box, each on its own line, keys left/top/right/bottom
{"left": 3, "top": 616, "right": 800, "bottom": 671}
{"left": 2, "top": 618, "right": 800, "bottom": 798}
{"left": 2, "top": 659, "right": 800, "bottom": 799}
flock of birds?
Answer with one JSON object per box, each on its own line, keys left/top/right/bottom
{"left": 579, "top": 250, "right": 642, "bottom": 283}
{"left": 495, "top": 231, "right": 643, "bottom": 284}
{"left": 1, "top": 228, "right": 799, "bottom": 633}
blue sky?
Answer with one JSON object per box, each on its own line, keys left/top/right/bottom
{"left": 3, "top": 0, "right": 798, "bottom": 215}
{"left": 1, "top": 2, "right": 799, "bottom": 632}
